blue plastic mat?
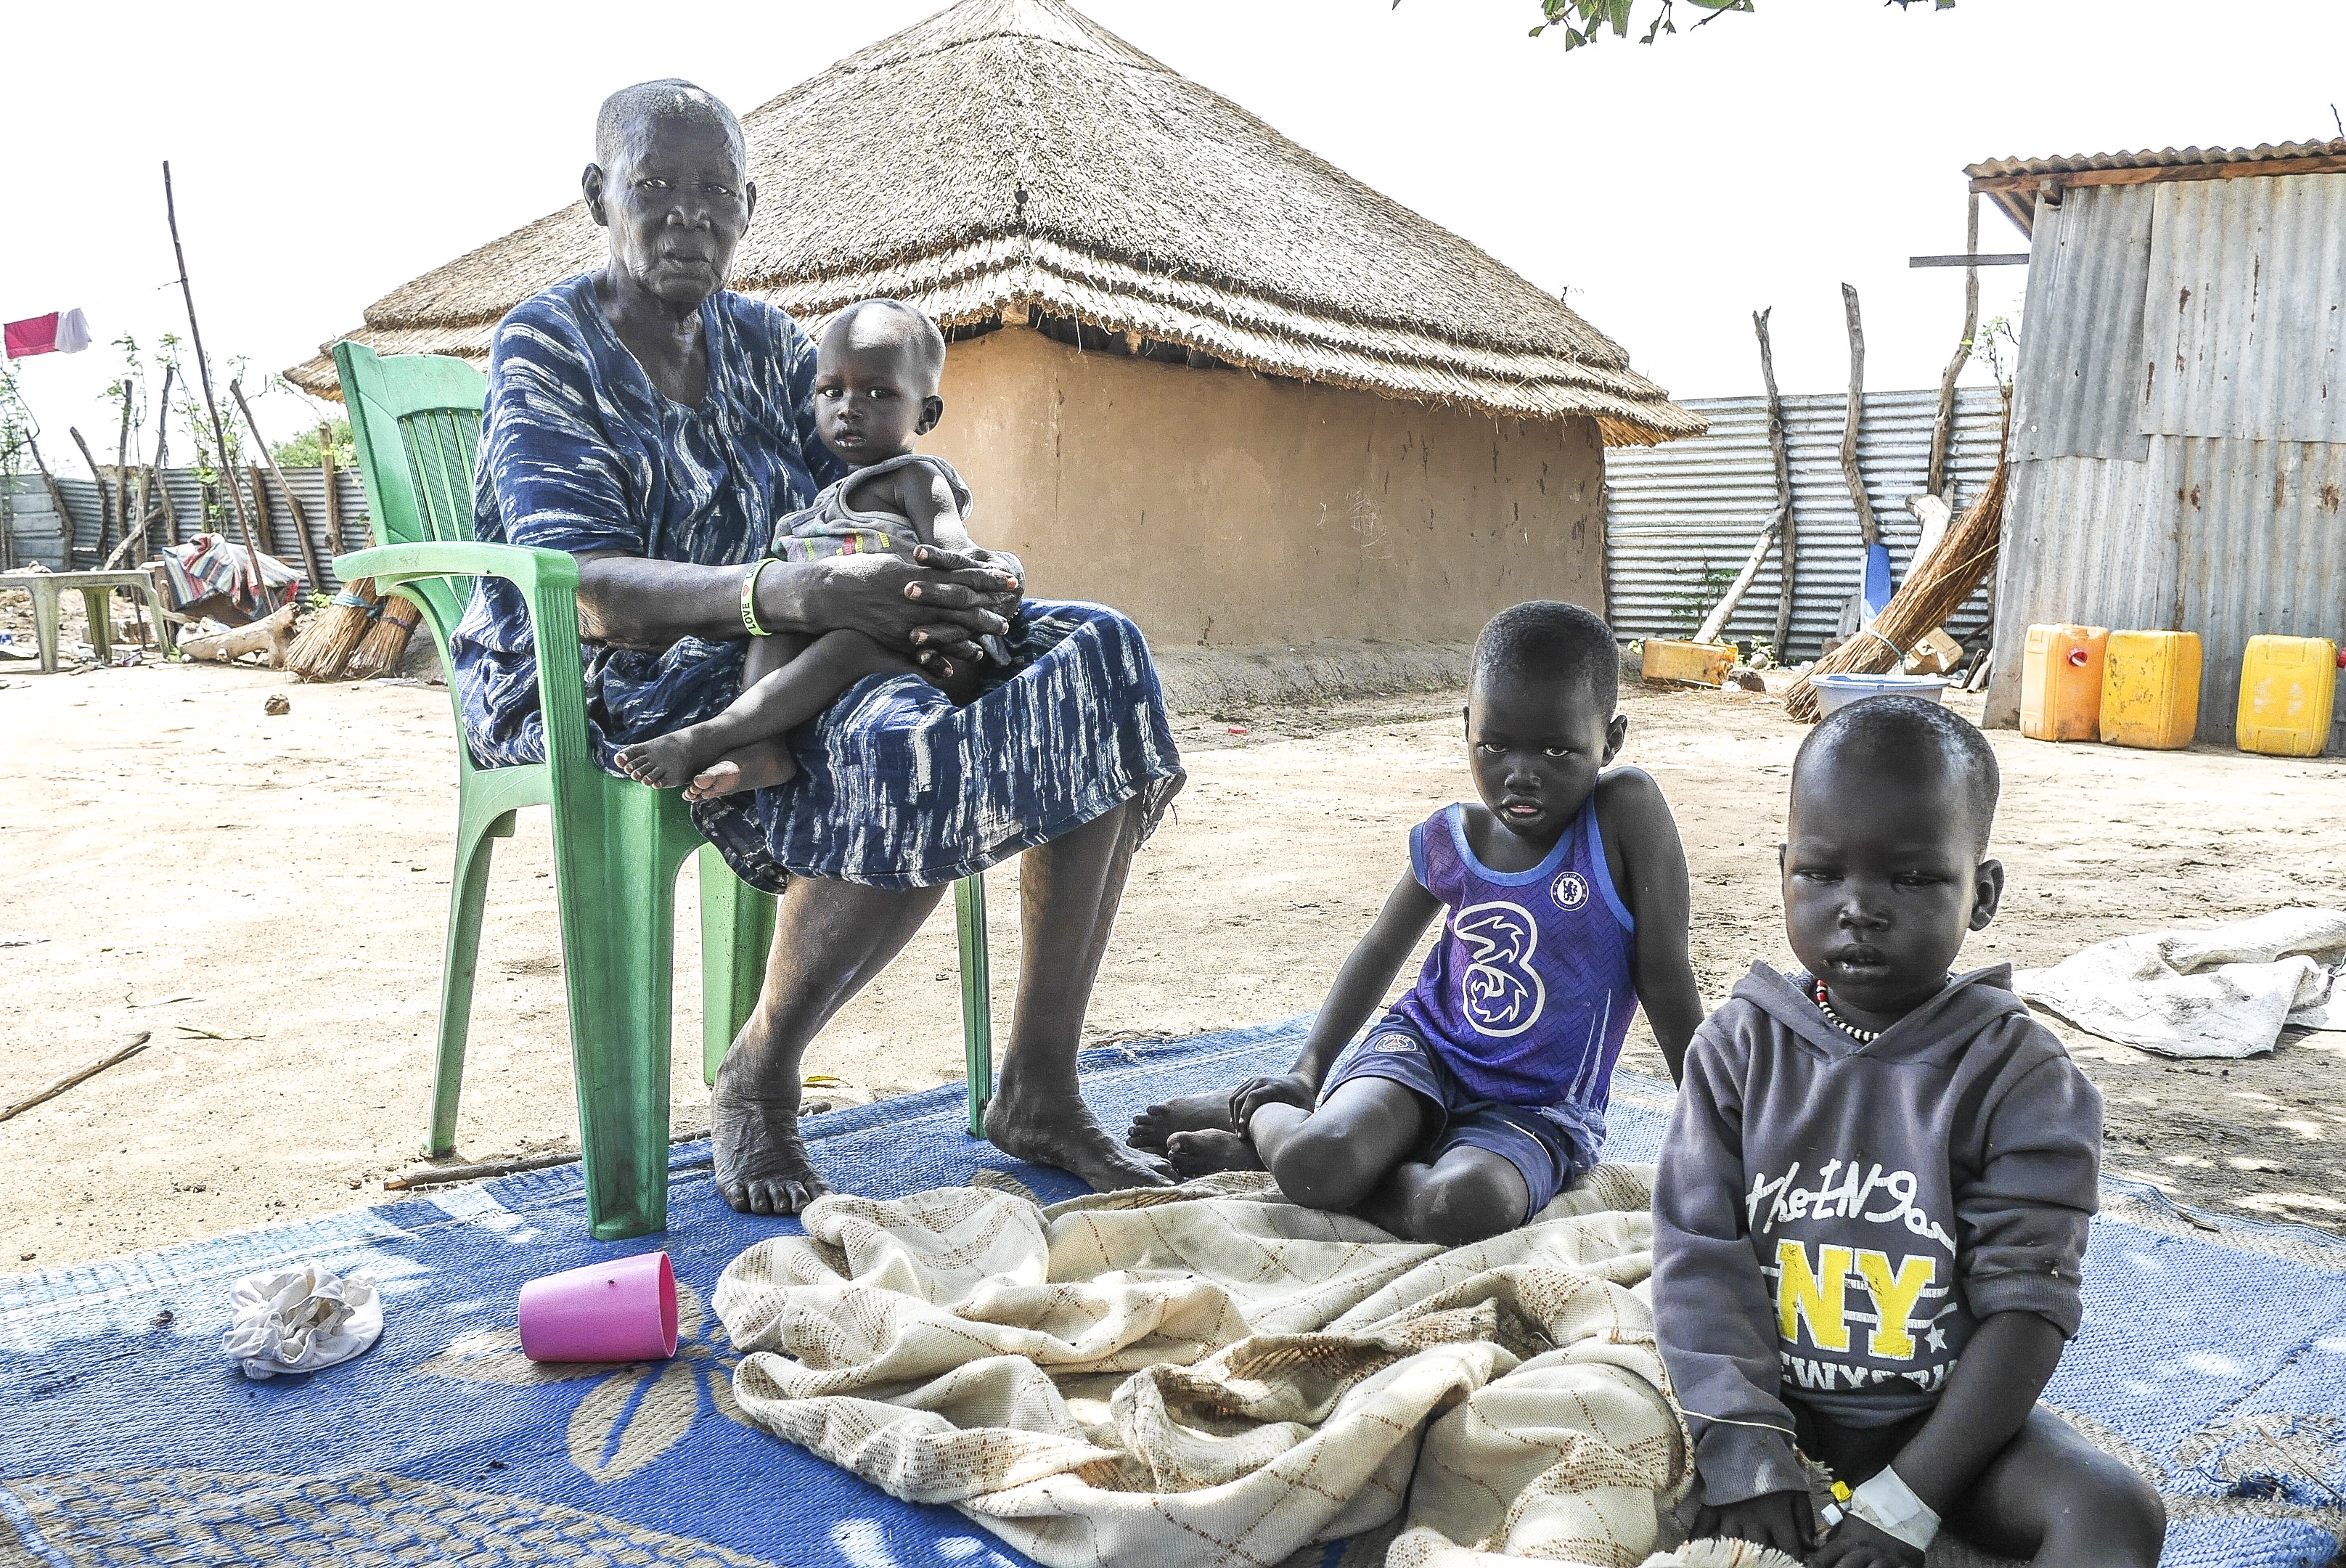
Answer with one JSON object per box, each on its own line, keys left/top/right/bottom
{"left": 4, "top": 1016, "right": 2342, "bottom": 1567}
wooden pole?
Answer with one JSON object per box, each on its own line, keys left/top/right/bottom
{"left": 229, "top": 378, "right": 324, "bottom": 589}
{"left": 68, "top": 427, "right": 110, "bottom": 568}
{"left": 1755, "top": 308, "right": 1797, "bottom": 655}
{"left": 1928, "top": 195, "right": 1982, "bottom": 502}
{"left": 1839, "top": 283, "right": 1879, "bottom": 547}
{"left": 319, "top": 428, "right": 341, "bottom": 562}
{"left": 1692, "top": 514, "right": 1780, "bottom": 647}
{"left": 161, "top": 161, "right": 268, "bottom": 599}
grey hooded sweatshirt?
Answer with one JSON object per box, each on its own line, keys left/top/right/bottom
{"left": 1651, "top": 962, "right": 2101, "bottom": 1507}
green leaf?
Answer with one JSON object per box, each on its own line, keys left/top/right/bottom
{"left": 1606, "top": 0, "right": 1634, "bottom": 34}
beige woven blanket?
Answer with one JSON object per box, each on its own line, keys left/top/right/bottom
{"left": 714, "top": 1164, "right": 1793, "bottom": 1568}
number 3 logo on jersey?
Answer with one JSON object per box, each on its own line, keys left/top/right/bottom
{"left": 1452, "top": 901, "right": 1545, "bottom": 1037}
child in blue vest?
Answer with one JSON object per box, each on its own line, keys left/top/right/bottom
{"left": 1132, "top": 601, "right": 1706, "bottom": 1244}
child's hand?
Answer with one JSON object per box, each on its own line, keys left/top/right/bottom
{"left": 1692, "top": 1490, "right": 1813, "bottom": 1556}
{"left": 1810, "top": 1515, "right": 1924, "bottom": 1568}
{"left": 1228, "top": 1074, "right": 1315, "bottom": 1128}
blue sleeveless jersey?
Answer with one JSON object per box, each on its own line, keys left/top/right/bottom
{"left": 1390, "top": 798, "right": 1640, "bottom": 1109}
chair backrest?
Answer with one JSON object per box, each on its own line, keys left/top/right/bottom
{"left": 333, "top": 342, "right": 486, "bottom": 550}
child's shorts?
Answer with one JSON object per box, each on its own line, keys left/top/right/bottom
{"left": 1318, "top": 1018, "right": 1599, "bottom": 1221}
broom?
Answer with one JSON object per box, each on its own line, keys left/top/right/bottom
{"left": 346, "top": 591, "right": 424, "bottom": 680}
{"left": 287, "top": 578, "right": 380, "bottom": 682}
{"left": 1785, "top": 430, "right": 2011, "bottom": 724}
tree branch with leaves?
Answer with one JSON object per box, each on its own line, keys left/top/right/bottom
{"left": 1402, "top": 0, "right": 1955, "bottom": 48}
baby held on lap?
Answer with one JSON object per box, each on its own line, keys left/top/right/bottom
{"left": 617, "top": 298, "right": 1013, "bottom": 801}
{"left": 1129, "top": 600, "right": 1706, "bottom": 1246}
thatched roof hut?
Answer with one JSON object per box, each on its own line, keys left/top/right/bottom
{"left": 291, "top": 0, "right": 1696, "bottom": 446}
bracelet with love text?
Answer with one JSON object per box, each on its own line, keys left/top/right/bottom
{"left": 740, "top": 558, "right": 775, "bottom": 637}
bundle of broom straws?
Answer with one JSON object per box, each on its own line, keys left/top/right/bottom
{"left": 285, "top": 579, "right": 422, "bottom": 682}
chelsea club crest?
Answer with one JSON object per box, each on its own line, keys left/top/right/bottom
{"left": 1551, "top": 871, "right": 1590, "bottom": 911}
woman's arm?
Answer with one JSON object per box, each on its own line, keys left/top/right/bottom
{"left": 1596, "top": 767, "right": 1706, "bottom": 1082}
{"left": 573, "top": 549, "right": 1018, "bottom": 666}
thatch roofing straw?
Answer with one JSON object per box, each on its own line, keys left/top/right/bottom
{"left": 290, "top": 0, "right": 1700, "bottom": 446}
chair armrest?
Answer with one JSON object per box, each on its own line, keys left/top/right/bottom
{"left": 334, "top": 541, "right": 579, "bottom": 595}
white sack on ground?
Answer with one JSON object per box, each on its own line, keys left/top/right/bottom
{"left": 714, "top": 1165, "right": 1721, "bottom": 1568}
{"left": 221, "top": 1262, "right": 383, "bottom": 1379}
{"left": 2013, "top": 907, "right": 2346, "bottom": 1058}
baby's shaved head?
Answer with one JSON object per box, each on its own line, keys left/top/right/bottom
{"left": 1793, "top": 696, "right": 2000, "bottom": 857}
{"left": 821, "top": 299, "right": 947, "bottom": 391}
{"left": 595, "top": 79, "right": 744, "bottom": 173}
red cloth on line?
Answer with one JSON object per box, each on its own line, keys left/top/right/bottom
{"left": 4, "top": 309, "right": 90, "bottom": 358}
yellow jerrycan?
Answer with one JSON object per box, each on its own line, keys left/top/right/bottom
{"left": 2100, "top": 631, "right": 2202, "bottom": 750}
{"left": 2236, "top": 634, "right": 2340, "bottom": 757}
{"left": 2019, "top": 624, "right": 2108, "bottom": 742}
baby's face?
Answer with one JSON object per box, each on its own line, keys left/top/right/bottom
{"left": 813, "top": 337, "right": 939, "bottom": 464}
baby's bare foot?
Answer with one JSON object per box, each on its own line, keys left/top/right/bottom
{"left": 616, "top": 732, "right": 706, "bottom": 790}
{"left": 685, "top": 740, "right": 798, "bottom": 801}
{"left": 1166, "top": 1129, "right": 1263, "bottom": 1179}
{"left": 1127, "top": 1090, "right": 1238, "bottom": 1153}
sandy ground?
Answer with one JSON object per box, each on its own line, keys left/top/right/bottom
{"left": 4, "top": 617, "right": 2345, "bottom": 1271}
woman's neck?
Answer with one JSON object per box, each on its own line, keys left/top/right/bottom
{"left": 594, "top": 264, "right": 709, "bottom": 405}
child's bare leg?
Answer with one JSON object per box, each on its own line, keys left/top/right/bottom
{"left": 685, "top": 629, "right": 922, "bottom": 799}
{"left": 1171, "top": 1077, "right": 1425, "bottom": 1208}
{"left": 1940, "top": 1407, "right": 2165, "bottom": 1567}
{"left": 616, "top": 632, "right": 811, "bottom": 791}
{"left": 1358, "top": 1146, "right": 1526, "bottom": 1247}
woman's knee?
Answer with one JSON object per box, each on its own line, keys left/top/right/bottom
{"left": 1407, "top": 1156, "right": 1526, "bottom": 1247}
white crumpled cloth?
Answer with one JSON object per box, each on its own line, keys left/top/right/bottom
{"left": 2014, "top": 907, "right": 2346, "bottom": 1058}
{"left": 221, "top": 1263, "right": 383, "bottom": 1380}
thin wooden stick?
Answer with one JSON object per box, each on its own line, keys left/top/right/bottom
{"left": 384, "top": 1127, "right": 714, "bottom": 1190}
{"left": 1756, "top": 307, "right": 1797, "bottom": 654}
{"left": 1839, "top": 283, "right": 1879, "bottom": 547}
{"left": 1693, "top": 513, "right": 1778, "bottom": 646}
{"left": 0, "top": 1033, "right": 151, "bottom": 1123}
{"left": 68, "top": 428, "right": 109, "bottom": 568}
{"left": 231, "top": 378, "right": 324, "bottom": 589}
{"left": 1929, "top": 195, "right": 1983, "bottom": 502}
{"left": 162, "top": 162, "right": 268, "bottom": 597}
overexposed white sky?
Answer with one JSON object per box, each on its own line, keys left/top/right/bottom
{"left": 7, "top": 0, "right": 2344, "bottom": 470}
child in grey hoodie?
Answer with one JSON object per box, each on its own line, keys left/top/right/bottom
{"left": 1651, "top": 696, "right": 2165, "bottom": 1567}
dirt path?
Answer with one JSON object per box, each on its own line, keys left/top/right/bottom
{"left": 3, "top": 653, "right": 2341, "bottom": 1270}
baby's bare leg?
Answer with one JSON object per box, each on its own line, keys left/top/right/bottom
{"left": 615, "top": 631, "right": 815, "bottom": 792}
{"left": 685, "top": 629, "right": 923, "bottom": 801}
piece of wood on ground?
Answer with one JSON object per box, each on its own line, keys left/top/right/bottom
{"left": 1, "top": 1032, "right": 152, "bottom": 1122}
{"left": 179, "top": 603, "right": 296, "bottom": 667}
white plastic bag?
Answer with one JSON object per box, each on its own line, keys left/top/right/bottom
{"left": 222, "top": 1263, "right": 383, "bottom": 1380}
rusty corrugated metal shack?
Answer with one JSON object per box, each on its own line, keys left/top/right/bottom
{"left": 1970, "top": 138, "right": 2346, "bottom": 751}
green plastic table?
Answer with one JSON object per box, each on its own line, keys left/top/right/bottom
{"left": 0, "top": 569, "right": 180, "bottom": 673}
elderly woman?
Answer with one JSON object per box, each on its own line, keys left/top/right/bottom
{"left": 453, "top": 79, "right": 1184, "bottom": 1214}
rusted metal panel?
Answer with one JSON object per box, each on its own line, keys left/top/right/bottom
{"left": 1604, "top": 386, "right": 2005, "bottom": 659}
{"left": 63, "top": 467, "right": 372, "bottom": 587}
{"left": 2140, "top": 173, "right": 2346, "bottom": 444}
{"left": 2011, "top": 185, "right": 2154, "bottom": 462}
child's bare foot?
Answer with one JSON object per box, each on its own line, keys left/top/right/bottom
{"left": 684, "top": 740, "right": 798, "bottom": 801}
{"left": 616, "top": 730, "right": 716, "bottom": 791}
{"left": 1127, "top": 1090, "right": 1239, "bottom": 1153}
{"left": 1165, "top": 1129, "right": 1263, "bottom": 1178}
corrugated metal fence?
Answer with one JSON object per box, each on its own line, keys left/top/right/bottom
{"left": 1604, "top": 385, "right": 2006, "bottom": 660}
{"left": 1, "top": 467, "right": 373, "bottom": 587}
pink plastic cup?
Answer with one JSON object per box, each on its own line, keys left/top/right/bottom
{"left": 518, "top": 1250, "right": 679, "bottom": 1363}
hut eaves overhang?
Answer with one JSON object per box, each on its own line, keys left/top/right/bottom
{"left": 290, "top": 0, "right": 1701, "bottom": 447}
{"left": 1966, "top": 137, "right": 2346, "bottom": 238}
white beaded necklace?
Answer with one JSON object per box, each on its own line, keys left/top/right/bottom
{"left": 1812, "top": 980, "right": 1881, "bottom": 1044}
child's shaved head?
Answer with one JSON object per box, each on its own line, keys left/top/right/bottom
{"left": 822, "top": 299, "right": 947, "bottom": 392}
{"left": 1794, "top": 696, "right": 2000, "bottom": 857}
{"left": 1472, "top": 601, "right": 1618, "bottom": 714}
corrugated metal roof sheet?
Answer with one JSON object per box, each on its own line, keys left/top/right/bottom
{"left": 2011, "top": 185, "right": 2154, "bottom": 462}
{"left": 1966, "top": 138, "right": 2346, "bottom": 183}
{"left": 1604, "top": 386, "right": 2004, "bottom": 659}
{"left": 2141, "top": 174, "right": 2346, "bottom": 443}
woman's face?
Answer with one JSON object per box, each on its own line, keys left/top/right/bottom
{"left": 587, "top": 113, "right": 754, "bottom": 310}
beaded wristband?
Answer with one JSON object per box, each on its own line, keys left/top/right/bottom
{"left": 740, "top": 558, "right": 774, "bottom": 637}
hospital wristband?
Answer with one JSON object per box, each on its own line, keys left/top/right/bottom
{"left": 740, "top": 558, "right": 774, "bottom": 637}
{"left": 1846, "top": 1466, "right": 1940, "bottom": 1551}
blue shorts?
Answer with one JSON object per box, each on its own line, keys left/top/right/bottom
{"left": 1318, "top": 1018, "right": 1602, "bottom": 1222}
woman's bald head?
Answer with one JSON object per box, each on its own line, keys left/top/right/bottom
{"left": 595, "top": 79, "right": 744, "bottom": 176}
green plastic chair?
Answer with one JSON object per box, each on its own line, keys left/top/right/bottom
{"left": 331, "top": 341, "right": 995, "bottom": 1241}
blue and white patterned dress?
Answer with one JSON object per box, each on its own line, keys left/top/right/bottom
{"left": 451, "top": 274, "right": 1184, "bottom": 892}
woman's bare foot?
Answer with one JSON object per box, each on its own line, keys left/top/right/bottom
{"left": 988, "top": 1085, "right": 1174, "bottom": 1194}
{"left": 685, "top": 739, "right": 798, "bottom": 801}
{"left": 615, "top": 727, "right": 722, "bottom": 791}
{"left": 711, "top": 1082, "right": 831, "bottom": 1216}
{"left": 1165, "top": 1129, "right": 1264, "bottom": 1178}
{"left": 1127, "top": 1090, "right": 1238, "bottom": 1153}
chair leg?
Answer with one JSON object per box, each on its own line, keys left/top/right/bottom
{"left": 955, "top": 875, "right": 994, "bottom": 1138}
{"left": 550, "top": 784, "right": 691, "bottom": 1241}
{"left": 426, "top": 807, "right": 513, "bottom": 1156}
{"left": 698, "top": 844, "right": 776, "bottom": 1087}
{"left": 143, "top": 584, "right": 181, "bottom": 659}
{"left": 80, "top": 589, "right": 112, "bottom": 666}
{"left": 30, "top": 584, "right": 60, "bottom": 674}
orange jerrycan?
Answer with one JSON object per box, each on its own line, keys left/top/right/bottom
{"left": 2100, "top": 631, "right": 2202, "bottom": 749}
{"left": 2236, "top": 634, "right": 2341, "bottom": 757}
{"left": 2019, "top": 624, "right": 2108, "bottom": 741}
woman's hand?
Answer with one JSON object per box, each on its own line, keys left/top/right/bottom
{"left": 797, "top": 550, "right": 1018, "bottom": 669}
{"left": 1229, "top": 1074, "right": 1316, "bottom": 1130}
